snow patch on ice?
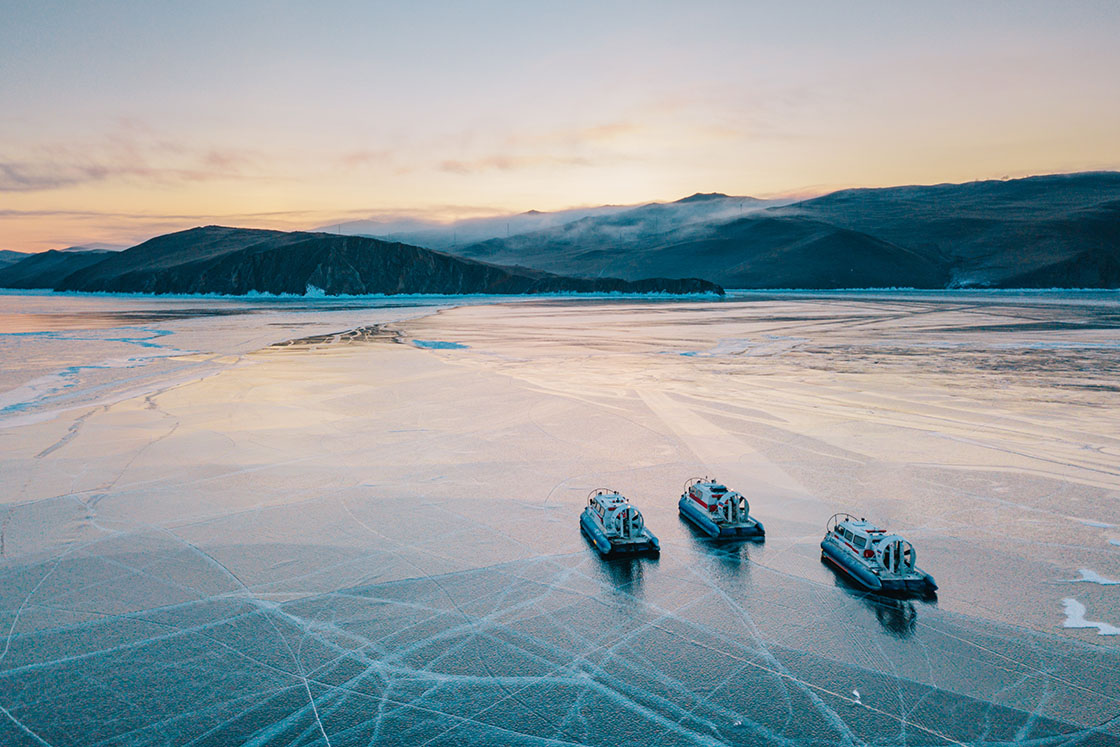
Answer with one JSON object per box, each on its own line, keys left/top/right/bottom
{"left": 1061, "top": 598, "right": 1120, "bottom": 635}
{"left": 1066, "top": 569, "right": 1120, "bottom": 585}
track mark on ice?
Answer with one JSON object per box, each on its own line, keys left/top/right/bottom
{"left": 35, "top": 405, "right": 105, "bottom": 458}
{"left": 0, "top": 704, "right": 55, "bottom": 746}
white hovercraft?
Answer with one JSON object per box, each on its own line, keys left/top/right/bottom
{"left": 820, "top": 513, "right": 937, "bottom": 596}
{"left": 678, "top": 477, "right": 765, "bottom": 540}
{"left": 580, "top": 488, "right": 660, "bottom": 558}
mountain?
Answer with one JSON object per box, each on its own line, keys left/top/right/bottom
{"left": 37, "top": 226, "right": 720, "bottom": 296}
{"left": 0, "top": 249, "right": 114, "bottom": 289}
{"left": 772, "top": 172, "right": 1120, "bottom": 287}
{"left": 0, "top": 250, "right": 31, "bottom": 269}
{"left": 630, "top": 216, "right": 947, "bottom": 289}
{"left": 446, "top": 173, "right": 1120, "bottom": 288}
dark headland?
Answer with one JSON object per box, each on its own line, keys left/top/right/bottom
{"left": 0, "top": 226, "right": 722, "bottom": 296}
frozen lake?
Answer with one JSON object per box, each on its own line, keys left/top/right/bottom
{"left": 2, "top": 290, "right": 1119, "bottom": 745}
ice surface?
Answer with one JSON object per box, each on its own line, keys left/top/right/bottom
{"left": 2, "top": 290, "right": 1119, "bottom": 745}
{"left": 677, "top": 336, "right": 805, "bottom": 358}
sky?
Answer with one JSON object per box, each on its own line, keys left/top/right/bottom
{"left": 2, "top": 0, "right": 1120, "bottom": 252}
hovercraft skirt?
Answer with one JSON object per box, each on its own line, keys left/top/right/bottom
{"left": 820, "top": 540, "right": 883, "bottom": 591}
{"left": 581, "top": 512, "right": 659, "bottom": 558}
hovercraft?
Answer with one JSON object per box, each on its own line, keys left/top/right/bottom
{"left": 678, "top": 477, "right": 765, "bottom": 540}
{"left": 820, "top": 513, "right": 937, "bottom": 596}
{"left": 580, "top": 488, "right": 660, "bottom": 558}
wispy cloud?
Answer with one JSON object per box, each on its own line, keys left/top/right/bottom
{"left": 336, "top": 149, "right": 392, "bottom": 168}
{"left": 0, "top": 162, "right": 111, "bottom": 192}
{"left": 506, "top": 121, "right": 643, "bottom": 148}
{"left": 0, "top": 207, "right": 351, "bottom": 220}
{"left": 439, "top": 154, "right": 594, "bottom": 175}
{"left": 1, "top": 123, "right": 267, "bottom": 192}
{"left": 198, "top": 148, "right": 257, "bottom": 172}
{"left": 331, "top": 203, "right": 525, "bottom": 223}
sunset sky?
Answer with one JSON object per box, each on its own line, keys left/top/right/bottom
{"left": 3, "top": 1, "right": 1120, "bottom": 252}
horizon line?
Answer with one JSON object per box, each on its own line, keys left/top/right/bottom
{"left": 5, "top": 168, "right": 1119, "bottom": 254}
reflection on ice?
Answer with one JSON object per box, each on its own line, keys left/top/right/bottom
{"left": 856, "top": 589, "right": 920, "bottom": 639}
{"left": 824, "top": 557, "right": 924, "bottom": 637}
{"left": 591, "top": 556, "right": 647, "bottom": 598}
{"left": 677, "top": 518, "right": 759, "bottom": 580}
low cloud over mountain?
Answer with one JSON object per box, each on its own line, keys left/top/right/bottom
{"left": 441, "top": 173, "right": 1120, "bottom": 289}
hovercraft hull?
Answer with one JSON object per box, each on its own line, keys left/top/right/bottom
{"left": 581, "top": 511, "right": 660, "bottom": 558}
{"left": 820, "top": 539, "right": 883, "bottom": 591}
{"left": 679, "top": 497, "right": 764, "bottom": 539}
{"left": 821, "top": 539, "right": 937, "bottom": 596}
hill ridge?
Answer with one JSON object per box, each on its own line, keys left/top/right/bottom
{"left": 2, "top": 226, "right": 721, "bottom": 296}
